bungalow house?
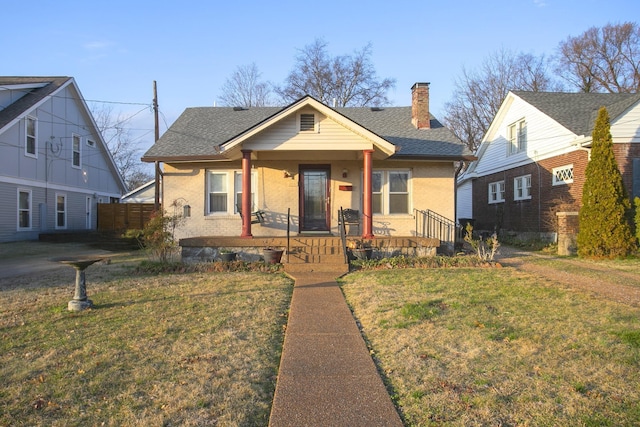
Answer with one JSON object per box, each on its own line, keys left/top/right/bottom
{"left": 142, "top": 83, "right": 474, "bottom": 261}
{"left": 0, "top": 77, "right": 127, "bottom": 242}
{"left": 458, "top": 90, "right": 640, "bottom": 244}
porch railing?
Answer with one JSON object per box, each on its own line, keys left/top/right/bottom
{"left": 414, "top": 208, "right": 457, "bottom": 251}
{"left": 286, "top": 208, "right": 291, "bottom": 263}
{"left": 338, "top": 207, "right": 349, "bottom": 264}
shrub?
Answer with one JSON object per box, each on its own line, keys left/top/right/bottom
{"left": 577, "top": 107, "right": 635, "bottom": 258}
{"left": 464, "top": 224, "right": 499, "bottom": 262}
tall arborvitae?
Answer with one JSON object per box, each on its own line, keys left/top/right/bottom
{"left": 577, "top": 107, "right": 635, "bottom": 258}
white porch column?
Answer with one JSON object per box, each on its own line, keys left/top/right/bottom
{"left": 241, "top": 150, "right": 253, "bottom": 238}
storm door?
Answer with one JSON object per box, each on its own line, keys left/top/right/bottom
{"left": 299, "top": 165, "right": 331, "bottom": 232}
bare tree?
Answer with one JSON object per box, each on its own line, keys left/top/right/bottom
{"left": 91, "top": 104, "right": 153, "bottom": 191}
{"left": 444, "top": 49, "right": 559, "bottom": 153}
{"left": 218, "top": 63, "right": 273, "bottom": 107}
{"left": 276, "top": 39, "right": 396, "bottom": 107}
{"left": 556, "top": 22, "right": 640, "bottom": 93}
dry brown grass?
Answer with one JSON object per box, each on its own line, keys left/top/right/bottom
{"left": 0, "top": 252, "right": 293, "bottom": 427}
{"left": 342, "top": 268, "right": 640, "bottom": 426}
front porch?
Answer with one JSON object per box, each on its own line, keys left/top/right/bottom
{"left": 180, "top": 235, "right": 440, "bottom": 272}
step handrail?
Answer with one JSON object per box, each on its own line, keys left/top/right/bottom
{"left": 338, "top": 207, "right": 349, "bottom": 264}
{"left": 414, "top": 208, "right": 457, "bottom": 247}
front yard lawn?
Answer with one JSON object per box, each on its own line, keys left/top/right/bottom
{"left": 342, "top": 268, "right": 640, "bottom": 426}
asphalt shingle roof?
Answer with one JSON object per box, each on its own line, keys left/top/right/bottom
{"left": 143, "top": 101, "right": 474, "bottom": 160}
{"left": 0, "top": 77, "right": 72, "bottom": 131}
{"left": 512, "top": 91, "right": 640, "bottom": 136}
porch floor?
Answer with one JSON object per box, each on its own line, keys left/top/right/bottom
{"left": 180, "top": 235, "right": 440, "bottom": 272}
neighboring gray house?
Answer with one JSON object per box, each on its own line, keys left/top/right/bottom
{"left": 0, "top": 77, "right": 127, "bottom": 242}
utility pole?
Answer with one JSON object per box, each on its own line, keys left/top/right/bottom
{"left": 153, "top": 81, "right": 161, "bottom": 211}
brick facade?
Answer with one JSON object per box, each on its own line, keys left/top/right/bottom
{"left": 472, "top": 145, "right": 638, "bottom": 235}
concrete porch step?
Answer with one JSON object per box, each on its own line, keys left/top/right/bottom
{"left": 284, "top": 262, "right": 349, "bottom": 275}
{"left": 286, "top": 252, "right": 346, "bottom": 264}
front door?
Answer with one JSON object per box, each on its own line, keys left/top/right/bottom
{"left": 299, "top": 165, "right": 331, "bottom": 232}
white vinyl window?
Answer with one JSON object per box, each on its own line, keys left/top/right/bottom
{"left": 25, "top": 116, "right": 37, "bottom": 157}
{"left": 207, "top": 171, "right": 228, "bottom": 214}
{"left": 370, "top": 170, "right": 411, "bottom": 215}
{"left": 234, "top": 171, "right": 257, "bottom": 213}
{"left": 488, "top": 180, "right": 505, "bottom": 204}
{"left": 552, "top": 165, "right": 574, "bottom": 186}
{"left": 299, "top": 113, "right": 315, "bottom": 132}
{"left": 508, "top": 119, "right": 527, "bottom": 155}
{"left": 207, "top": 170, "right": 258, "bottom": 215}
{"left": 72, "top": 134, "right": 81, "bottom": 168}
{"left": 514, "top": 175, "right": 532, "bottom": 200}
{"left": 17, "top": 189, "right": 32, "bottom": 230}
{"left": 55, "top": 193, "right": 67, "bottom": 229}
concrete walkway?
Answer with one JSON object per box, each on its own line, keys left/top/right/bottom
{"left": 269, "top": 271, "right": 403, "bottom": 427}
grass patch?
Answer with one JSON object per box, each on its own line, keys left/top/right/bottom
{"left": 527, "top": 256, "right": 640, "bottom": 289}
{"left": 0, "top": 258, "right": 293, "bottom": 426}
{"left": 341, "top": 268, "right": 640, "bottom": 426}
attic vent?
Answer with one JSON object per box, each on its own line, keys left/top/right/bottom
{"left": 300, "top": 113, "right": 315, "bottom": 131}
{"left": 233, "top": 106, "right": 246, "bottom": 111}
{"left": 370, "top": 107, "right": 383, "bottom": 111}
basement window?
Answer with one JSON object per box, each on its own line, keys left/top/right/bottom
{"left": 299, "top": 113, "right": 315, "bottom": 132}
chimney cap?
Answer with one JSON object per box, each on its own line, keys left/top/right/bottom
{"left": 411, "top": 82, "right": 430, "bottom": 89}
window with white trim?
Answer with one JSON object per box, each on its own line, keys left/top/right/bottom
{"left": 207, "top": 171, "right": 228, "bottom": 214}
{"left": 514, "top": 175, "right": 532, "bottom": 200}
{"left": 56, "top": 193, "right": 67, "bottom": 229}
{"left": 17, "top": 189, "right": 32, "bottom": 230}
{"left": 488, "top": 180, "right": 505, "bottom": 203}
{"left": 552, "top": 164, "right": 574, "bottom": 185}
{"left": 72, "top": 134, "right": 81, "bottom": 168}
{"left": 25, "top": 116, "right": 37, "bottom": 157}
{"left": 370, "top": 170, "right": 411, "bottom": 215}
{"left": 234, "top": 171, "right": 257, "bottom": 212}
{"left": 508, "top": 119, "right": 527, "bottom": 155}
{"left": 206, "top": 170, "right": 258, "bottom": 215}
{"left": 299, "top": 113, "right": 315, "bottom": 132}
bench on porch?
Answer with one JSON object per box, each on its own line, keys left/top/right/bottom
{"left": 338, "top": 208, "right": 360, "bottom": 235}
{"left": 236, "top": 204, "right": 265, "bottom": 224}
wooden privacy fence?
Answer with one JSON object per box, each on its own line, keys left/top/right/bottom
{"left": 98, "top": 203, "right": 156, "bottom": 231}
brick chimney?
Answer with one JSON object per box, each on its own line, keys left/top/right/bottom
{"left": 411, "top": 82, "right": 430, "bottom": 129}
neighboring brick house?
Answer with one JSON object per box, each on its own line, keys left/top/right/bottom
{"left": 142, "top": 83, "right": 474, "bottom": 243}
{"left": 457, "top": 91, "right": 640, "bottom": 240}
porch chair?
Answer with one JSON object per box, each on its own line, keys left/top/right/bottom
{"left": 236, "top": 204, "right": 265, "bottom": 224}
{"left": 338, "top": 208, "right": 360, "bottom": 235}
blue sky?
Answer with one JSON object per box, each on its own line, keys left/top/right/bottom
{"left": 3, "top": 0, "right": 639, "bottom": 154}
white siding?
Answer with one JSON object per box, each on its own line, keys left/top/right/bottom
{"left": 244, "top": 109, "right": 374, "bottom": 151}
{"left": 612, "top": 102, "right": 640, "bottom": 144}
{"left": 456, "top": 180, "right": 473, "bottom": 221}
{"left": 473, "top": 95, "right": 580, "bottom": 177}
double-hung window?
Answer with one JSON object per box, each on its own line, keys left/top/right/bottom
{"left": 488, "top": 180, "right": 505, "bottom": 203}
{"left": 72, "top": 134, "right": 81, "bottom": 168}
{"left": 207, "top": 171, "right": 228, "bottom": 214}
{"left": 17, "top": 189, "right": 32, "bottom": 230}
{"left": 56, "top": 194, "right": 67, "bottom": 229}
{"left": 514, "top": 175, "right": 532, "bottom": 200}
{"left": 552, "top": 165, "right": 574, "bottom": 186}
{"left": 370, "top": 170, "right": 411, "bottom": 215}
{"left": 234, "top": 172, "right": 256, "bottom": 212}
{"left": 508, "top": 119, "right": 527, "bottom": 155}
{"left": 207, "top": 170, "right": 257, "bottom": 215}
{"left": 25, "top": 116, "right": 37, "bottom": 157}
